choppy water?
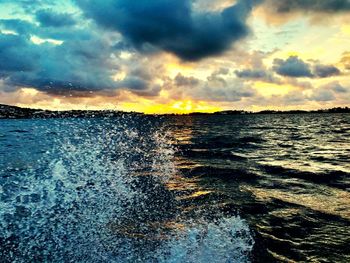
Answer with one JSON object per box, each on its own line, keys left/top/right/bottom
{"left": 0, "top": 113, "right": 349, "bottom": 262}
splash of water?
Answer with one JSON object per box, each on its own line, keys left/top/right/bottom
{"left": 0, "top": 117, "right": 254, "bottom": 262}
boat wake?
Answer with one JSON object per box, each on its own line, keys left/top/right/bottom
{"left": 0, "top": 118, "right": 254, "bottom": 262}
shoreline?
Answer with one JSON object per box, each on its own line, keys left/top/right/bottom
{"left": 1, "top": 104, "right": 350, "bottom": 119}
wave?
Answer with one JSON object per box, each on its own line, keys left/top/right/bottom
{"left": 181, "top": 166, "right": 257, "bottom": 182}
{"left": 260, "top": 164, "right": 349, "bottom": 188}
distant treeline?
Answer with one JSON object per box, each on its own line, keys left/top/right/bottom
{"left": 0, "top": 104, "right": 349, "bottom": 119}
{"left": 174, "top": 107, "right": 350, "bottom": 116}
{"left": 0, "top": 104, "right": 140, "bottom": 119}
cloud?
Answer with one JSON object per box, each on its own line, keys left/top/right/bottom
{"left": 313, "top": 64, "right": 341, "bottom": 78}
{"left": 264, "top": 0, "right": 350, "bottom": 14}
{"left": 284, "top": 78, "right": 313, "bottom": 89}
{"left": 340, "top": 52, "right": 350, "bottom": 70}
{"left": 0, "top": 33, "right": 40, "bottom": 72}
{"left": 257, "top": 0, "right": 350, "bottom": 25}
{"left": 310, "top": 89, "right": 336, "bottom": 101}
{"left": 235, "top": 68, "right": 282, "bottom": 83}
{"left": 273, "top": 56, "right": 341, "bottom": 78}
{"left": 210, "top": 86, "right": 256, "bottom": 102}
{"left": 36, "top": 9, "right": 77, "bottom": 27}
{"left": 0, "top": 0, "right": 54, "bottom": 9}
{"left": 309, "top": 81, "right": 348, "bottom": 101}
{"left": 194, "top": 84, "right": 256, "bottom": 102}
{"left": 117, "top": 76, "right": 148, "bottom": 91}
{"left": 174, "top": 73, "right": 200, "bottom": 87}
{"left": 282, "top": 90, "right": 307, "bottom": 104}
{"left": 0, "top": 18, "right": 91, "bottom": 41}
{"left": 235, "top": 69, "right": 267, "bottom": 79}
{"left": 0, "top": 30, "right": 118, "bottom": 94}
{"left": 273, "top": 56, "right": 313, "bottom": 78}
{"left": 131, "top": 85, "right": 161, "bottom": 97}
{"left": 0, "top": 19, "right": 35, "bottom": 36}
{"left": 325, "top": 81, "right": 348, "bottom": 93}
{"left": 0, "top": 14, "right": 164, "bottom": 96}
{"left": 76, "top": 0, "right": 260, "bottom": 61}
{"left": 1, "top": 0, "right": 349, "bottom": 110}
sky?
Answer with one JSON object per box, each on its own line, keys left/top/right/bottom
{"left": 0, "top": 0, "right": 349, "bottom": 113}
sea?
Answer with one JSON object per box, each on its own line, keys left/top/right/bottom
{"left": 0, "top": 113, "right": 349, "bottom": 262}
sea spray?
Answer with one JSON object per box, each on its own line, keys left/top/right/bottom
{"left": 0, "top": 117, "right": 254, "bottom": 262}
{"left": 158, "top": 217, "right": 254, "bottom": 263}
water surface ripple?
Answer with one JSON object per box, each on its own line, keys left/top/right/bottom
{"left": 0, "top": 113, "right": 349, "bottom": 262}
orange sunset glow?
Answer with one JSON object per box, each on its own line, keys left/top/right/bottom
{"left": 0, "top": 0, "right": 349, "bottom": 112}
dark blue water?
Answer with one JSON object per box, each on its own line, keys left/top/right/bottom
{"left": 0, "top": 114, "right": 349, "bottom": 262}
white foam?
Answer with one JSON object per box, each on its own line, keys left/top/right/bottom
{"left": 0, "top": 118, "right": 254, "bottom": 262}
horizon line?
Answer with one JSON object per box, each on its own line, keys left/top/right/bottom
{"left": 1, "top": 103, "right": 349, "bottom": 116}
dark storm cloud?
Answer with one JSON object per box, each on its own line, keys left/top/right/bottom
{"left": 0, "top": 14, "right": 162, "bottom": 96}
{"left": 313, "top": 64, "right": 340, "bottom": 78}
{"left": 264, "top": 0, "right": 350, "bottom": 13}
{"left": 0, "top": 30, "right": 117, "bottom": 94}
{"left": 273, "top": 56, "right": 313, "bottom": 78}
{"left": 0, "top": 0, "right": 264, "bottom": 96}
{"left": 36, "top": 9, "right": 77, "bottom": 27}
{"left": 76, "top": 0, "right": 260, "bottom": 61}
{"left": 0, "top": 11, "right": 146, "bottom": 95}
{"left": 0, "top": 19, "right": 35, "bottom": 36}
{"left": 0, "top": 33, "right": 39, "bottom": 72}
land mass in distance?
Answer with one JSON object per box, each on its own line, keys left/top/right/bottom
{"left": 1, "top": 104, "right": 349, "bottom": 119}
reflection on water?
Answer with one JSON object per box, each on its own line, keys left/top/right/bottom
{"left": 168, "top": 113, "right": 350, "bottom": 262}
{"left": 244, "top": 185, "right": 350, "bottom": 220}
{"left": 0, "top": 113, "right": 349, "bottom": 262}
